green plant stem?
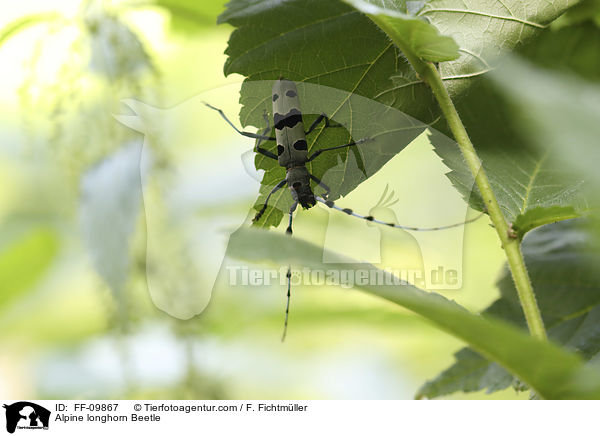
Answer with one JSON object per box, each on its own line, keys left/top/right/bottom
{"left": 345, "top": 14, "right": 546, "bottom": 340}
{"left": 419, "top": 62, "right": 547, "bottom": 341}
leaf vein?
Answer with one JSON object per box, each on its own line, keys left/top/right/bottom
{"left": 419, "top": 8, "right": 546, "bottom": 29}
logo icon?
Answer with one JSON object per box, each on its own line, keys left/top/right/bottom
{"left": 3, "top": 402, "right": 50, "bottom": 434}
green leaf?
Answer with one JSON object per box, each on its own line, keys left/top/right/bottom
{"left": 342, "top": 0, "right": 459, "bottom": 62}
{"left": 433, "top": 120, "right": 589, "bottom": 228}
{"left": 417, "top": 0, "right": 577, "bottom": 95}
{"left": 220, "top": 0, "right": 577, "bottom": 228}
{"left": 222, "top": 0, "right": 575, "bottom": 105}
{"left": 221, "top": 0, "right": 406, "bottom": 227}
{"left": 416, "top": 348, "right": 515, "bottom": 398}
{"left": 490, "top": 24, "right": 600, "bottom": 244}
{"left": 375, "top": 0, "right": 578, "bottom": 109}
{"left": 0, "top": 228, "right": 59, "bottom": 311}
{"left": 432, "top": 22, "right": 596, "bottom": 235}
{"left": 553, "top": 0, "right": 600, "bottom": 29}
{"left": 490, "top": 24, "right": 600, "bottom": 246}
{"left": 236, "top": 80, "right": 430, "bottom": 229}
{"left": 418, "top": 220, "right": 600, "bottom": 398}
{"left": 407, "top": 3, "right": 592, "bottom": 235}
{"left": 490, "top": 55, "right": 600, "bottom": 192}
{"left": 227, "top": 226, "right": 600, "bottom": 399}
{"left": 512, "top": 206, "right": 581, "bottom": 240}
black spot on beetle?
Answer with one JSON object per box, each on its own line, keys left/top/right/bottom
{"left": 277, "top": 145, "right": 284, "bottom": 156}
{"left": 293, "top": 140, "right": 308, "bottom": 151}
{"left": 343, "top": 208, "right": 353, "bottom": 215}
{"left": 272, "top": 93, "right": 279, "bottom": 102}
{"left": 286, "top": 89, "right": 297, "bottom": 97}
{"left": 274, "top": 109, "right": 302, "bottom": 130}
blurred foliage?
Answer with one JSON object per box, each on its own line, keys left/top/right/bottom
{"left": 155, "top": 0, "right": 229, "bottom": 32}
{"left": 0, "top": 228, "right": 59, "bottom": 311}
{"left": 0, "top": 0, "right": 233, "bottom": 399}
{"left": 553, "top": 0, "right": 600, "bottom": 28}
{"left": 0, "top": 12, "right": 61, "bottom": 46}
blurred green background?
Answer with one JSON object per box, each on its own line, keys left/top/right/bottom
{"left": 0, "top": 0, "right": 527, "bottom": 399}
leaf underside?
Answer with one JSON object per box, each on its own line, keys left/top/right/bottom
{"left": 220, "top": 0, "right": 585, "bottom": 234}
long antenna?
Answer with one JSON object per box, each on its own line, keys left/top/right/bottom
{"left": 281, "top": 268, "right": 292, "bottom": 342}
{"left": 316, "top": 196, "right": 485, "bottom": 231}
{"left": 281, "top": 201, "right": 298, "bottom": 342}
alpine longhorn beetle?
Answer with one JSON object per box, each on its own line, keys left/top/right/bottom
{"left": 205, "top": 78, "right": 484, "bottom": 341}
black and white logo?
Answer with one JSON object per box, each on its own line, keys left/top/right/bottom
{"left": 3, "top": 402, "right": 50, "bottom": 434}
